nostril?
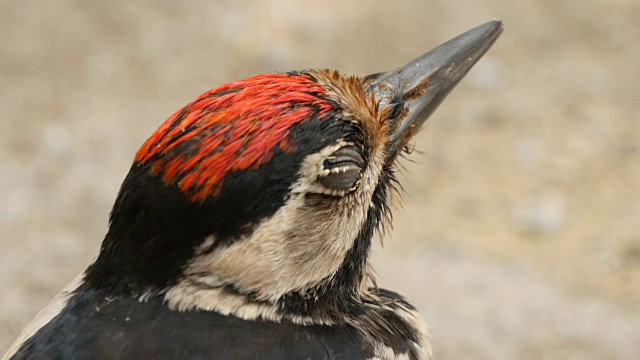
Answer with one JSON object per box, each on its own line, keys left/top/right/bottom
{"left": 388, "top": 101, "right": 405, "bottom": 120}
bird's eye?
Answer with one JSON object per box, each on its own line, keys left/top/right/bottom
{"left": 318, "top": 146, "right": 364, "bottom": 192}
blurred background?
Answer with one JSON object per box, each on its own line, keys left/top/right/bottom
{"left": 1, "top": 0, "right": 639, "bottom": 359}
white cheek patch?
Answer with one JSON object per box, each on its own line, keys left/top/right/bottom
{"left": 170, "top": 139, "right": 387, "bottom": 304}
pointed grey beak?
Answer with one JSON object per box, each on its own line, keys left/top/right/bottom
{"left": 368, "top": 20, "right": 504, "bottom": 162}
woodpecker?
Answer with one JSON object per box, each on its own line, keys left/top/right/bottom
{"left": 4, "top": 21, "right": 502, "bottom": 360}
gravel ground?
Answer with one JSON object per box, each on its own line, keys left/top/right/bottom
{"left": 1, "top": 1, "right": 639, "bottom": 358}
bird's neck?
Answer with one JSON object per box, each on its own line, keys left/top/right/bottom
{"left": 161, "top": 269, "right": 431, "bottom": 360}
{"left": 162, "top": 222, "right": 375, "bottom": 325}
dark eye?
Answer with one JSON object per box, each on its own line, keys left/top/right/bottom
{"left": 318, "top": 146, "right": 364, "bottom": 192}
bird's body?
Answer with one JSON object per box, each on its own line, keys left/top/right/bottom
{"left": 11, "top": 284, "right": 422, "bottom": 360}
{"left": 4, "top": 21, "right": 502, "bottom": 360}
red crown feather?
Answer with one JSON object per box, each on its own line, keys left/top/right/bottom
{"left": 135, "top": 73, "right": 334, "bottom": 202}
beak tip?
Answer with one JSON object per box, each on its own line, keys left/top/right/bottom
{"left": 483, "top": 19, "right": 505, "bottom": 41}
{"left": 488, "top": 19, "right": 504, "bottom": 29}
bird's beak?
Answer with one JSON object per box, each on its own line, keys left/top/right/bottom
{"left": 367, "top": 20, "right": 504, "bottom": 163}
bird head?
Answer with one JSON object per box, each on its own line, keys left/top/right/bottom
{"left": 85, "top": 21, "right": 502, "bottom": 319}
